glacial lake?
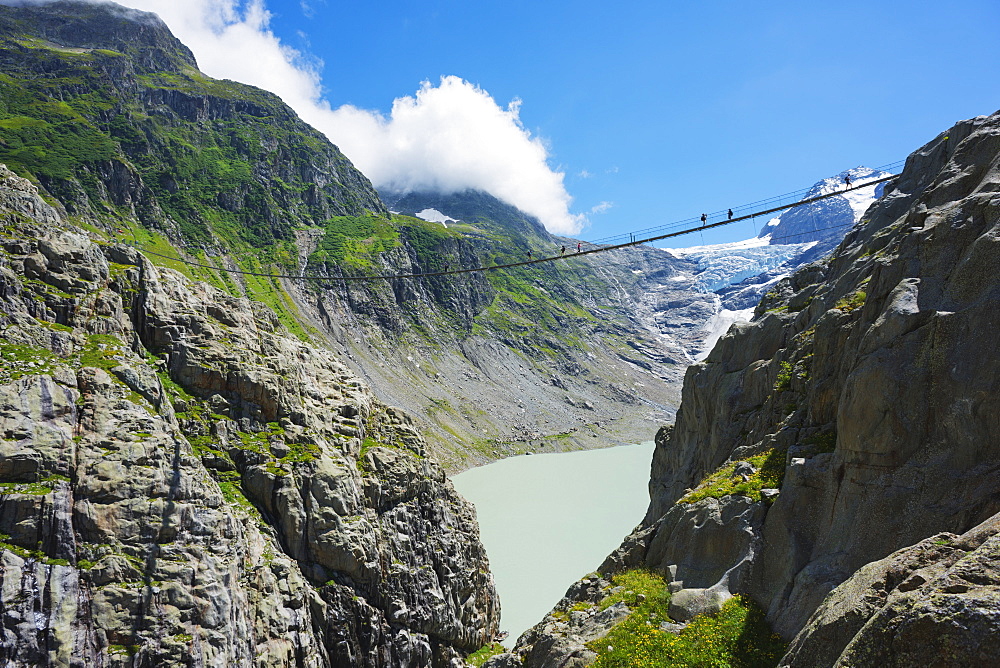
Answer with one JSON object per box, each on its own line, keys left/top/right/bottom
{"left": 451, "top": 442, "right": 655, "bottom": 646}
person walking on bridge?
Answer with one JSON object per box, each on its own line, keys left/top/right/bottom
{"left": 727, "top": 208, "right": 733, "bottom": 221}
{"left": 701, "top": 213, "right": 707, "bottom": 226}
{"left": 844, "top": 174, "right": 852, "bottom": 189}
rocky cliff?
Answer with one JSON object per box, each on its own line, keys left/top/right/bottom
{"left": 0, "top": 164, "right": 498, "bottom": 666}
{"left": 0, "top": 1, "right": 704, "bottom": 470}
{"left": 490, "top": 112, "right": 1000, "bottom": 666}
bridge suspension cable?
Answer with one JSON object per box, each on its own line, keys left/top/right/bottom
{"left": 132, "top": 168, "right": 902, "bottom": 283}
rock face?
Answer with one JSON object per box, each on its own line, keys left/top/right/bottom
{"left": 643, "top": 110, "right": 1000, "bottom": 661}
{"left": 781, "top": 514, "right": 1000, "bottom": 667}
{"left": 499, "top": 111, "right": 1000, "bottom": 666}
{"left": 0, "top": 164, "right": 498, "bottom": 666}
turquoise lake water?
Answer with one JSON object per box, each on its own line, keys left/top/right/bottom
{"left": 450, "top": 442, "right": 655, "bottom": 646}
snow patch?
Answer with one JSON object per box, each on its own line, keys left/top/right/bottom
{"left": 415, "top": 208, "right": 456, "bottom": 226}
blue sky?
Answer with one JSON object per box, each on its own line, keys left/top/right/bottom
{"left": 51, "top": 0, "right": 1000, "bottom": 244}
{"left": 269, "top": 0, "right": 999, "bottom": 244}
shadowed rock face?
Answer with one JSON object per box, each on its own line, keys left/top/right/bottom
{"left": 491, "top": 111, "right": 1000, "bottom": 667}
{"left": 0, "top": 165, "right": 498, "bottom": 667}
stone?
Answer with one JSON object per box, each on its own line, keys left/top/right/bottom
{"left": 668, "top": 587, "right": 732, "bottom": 623}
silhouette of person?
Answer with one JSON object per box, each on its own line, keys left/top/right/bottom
{"left": 577, "top": 242, "right": 582, "bottom": 253}
{"left": 560, "top": 245, "right": 566, "bottom": 255}
{"left": 727, "top": 209, "right": 733, "bottom": 220}
{"left": 701, "top": 213, "right": 707, "bottom": 226}
{"left": 844, "top": 174, "right": 852, "bottom": 189}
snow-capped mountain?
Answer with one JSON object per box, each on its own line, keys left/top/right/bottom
{"left": 661, "top": 166, "right": 893, "bottom": 358}
{"left": 759, "top": 166, "right": 892, "bottom": 246}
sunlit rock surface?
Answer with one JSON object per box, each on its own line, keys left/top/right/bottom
{"left": 0, "top": 164, "right": 498, "bottom": 667}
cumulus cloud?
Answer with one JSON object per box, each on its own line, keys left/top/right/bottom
{"left": 1, "top": 0, "right": 585, "bottom": 234}
{"left": 322, "top": 77, "right": 584, "bottom": 235}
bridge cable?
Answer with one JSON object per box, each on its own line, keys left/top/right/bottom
{"left": 131, "top": 174, "right": 898, "bottom": 283}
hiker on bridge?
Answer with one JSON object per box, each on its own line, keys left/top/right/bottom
{"left": 844, "top": 174, "right": 852, "bottom": 188}
{"left": 701, "top": 213, "right": 707, "bottom": 226}
{"left": 728, "top": 208, "right": 734, "bottom": 220}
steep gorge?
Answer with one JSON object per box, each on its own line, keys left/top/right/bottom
{"left": 491, "top": 111, "right": 1000, "bottom": 667}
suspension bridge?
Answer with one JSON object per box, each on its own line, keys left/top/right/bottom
{"left": 132, "top": 162, "right": 904, "bottom": 283}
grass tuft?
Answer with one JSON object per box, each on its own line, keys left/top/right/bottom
{"left": 466, "top": 643, "right": 506, "bottom": 667}
{"left": 679, "top": 449, "right": 785, "bottom": 504}
{"left": 588, "top": 589, "right": 787, "bottom": 668}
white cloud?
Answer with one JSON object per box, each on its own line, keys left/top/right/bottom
{"left": 590, "top": 201, "right": 613, "bottom": 214}
{"left": 2, "top": 0, "right": 585, "bottom": 235}
{"left": 578, "top": 169, "right": 594, "bottom": 179}
{"left": 320, "top": 77, "right": 585, "bottom": 235}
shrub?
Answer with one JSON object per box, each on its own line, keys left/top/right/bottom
{"left": 774, "top": 361, "right": 793, "bottom": 392}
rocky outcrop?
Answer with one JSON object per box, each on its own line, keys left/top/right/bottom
{"left": 0, "top": 164, "right": 498, "bottom": 666}
{"left": 484, "top": 575, "right": 627, "bottom": 668}
{"left": 781, "top": 513, "right": 1000, "bottom": 667}
{"left": 641, "top": 110, "right": 1000, "bottom": 661}
{"left": 499, "top": 110, "right": 1000, "bottom": 666}
{"left": 635, "top": 108, "right": 1000, "bottom": 632}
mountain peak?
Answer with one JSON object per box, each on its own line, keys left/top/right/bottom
{"left": 0, "top": 0, "right": 198, "bottom": 72}
{"left": 758, "top": 166, "right": 893, "bottom": 244}
{"left": 380, "top": 188, "right": 552, "bottom": 239}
